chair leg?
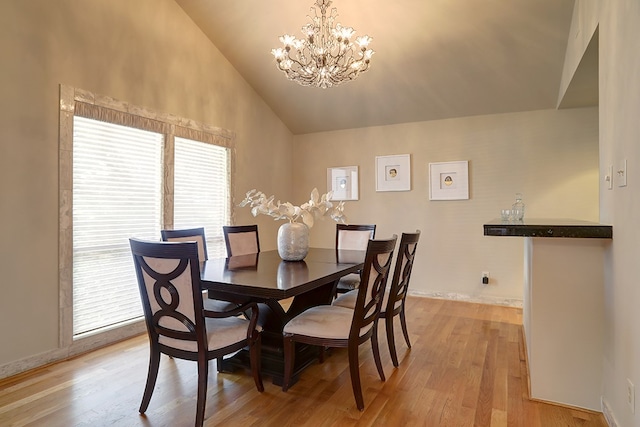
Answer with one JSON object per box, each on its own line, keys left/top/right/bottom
{"left": 348, "top": 345, "right": 365, "bottom": 411}
{"left": 216, "top": 356, "right": 223, "bottom": 372}
{"left": 249, "top": 334, "right": 264, "bottom": 392}
{"left": 399, "top": 306, "right": 412, "bottom": 349}
{"left": 139, "top": 348, "right": 161, "bottom": 413}
{"left": 371, "top": 322, "right": 386, "bottom": 381}
{"left": 386, "top": 313, "right": 400, "bottom": 368}
{"left": 282, "top": 334, "right": 295, "bottom": 392}
{"left": 195, "top": 356, "right": 208, "bottom": 427}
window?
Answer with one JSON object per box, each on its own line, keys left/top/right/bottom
{"left": 72, "top": 117, "right": 163, "bottom": 336}
{"left": 174, "top": 137, "right": 230, "bottom": 259}
{"left": 60, "top": 85, "right": 235, "bottom": 347}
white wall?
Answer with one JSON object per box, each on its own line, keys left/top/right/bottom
{"left": 292, "top": 107, "right": 599, "bottom": 304}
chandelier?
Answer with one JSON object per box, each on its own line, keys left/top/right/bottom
{"left": 271, "top": 0, "right": 374, "bottom": 89}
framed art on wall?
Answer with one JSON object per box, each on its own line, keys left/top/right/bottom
{"left": 375, "top": 154, "right": 411, "bottom": 192}
{"left": 429, "top": 160, "right": 469, "bottom": 200}
{"left": 327, "top": 166, "right": 359, "bottom": 200}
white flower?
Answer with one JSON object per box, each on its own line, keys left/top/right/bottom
{"left": 239, "top": 188, "right": 347, "bottom": 228}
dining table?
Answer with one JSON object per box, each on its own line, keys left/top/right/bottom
{"left": 200, "top": 247, "right": 366, "bottom": 386}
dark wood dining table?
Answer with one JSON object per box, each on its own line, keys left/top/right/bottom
{"left": 200, "top": 247, "right": 365, "bottom": 385}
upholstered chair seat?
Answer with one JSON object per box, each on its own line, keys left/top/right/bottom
{"left": 333, "top": 288, "right": 364, "bottom": 309}
{"left": 158, "top": 316, "right": 262, "bottom": 353}
{"left": 335, "top": 273, "right": 361, "bottom": 292}
{"left": 202, "top": 298, "right": 238, "bottom": 312}
{"left": 283, "top": 305, "right": 372, "bottom": 339}
{"left": 333, "top": 288, "right": 396, "bottom": 311}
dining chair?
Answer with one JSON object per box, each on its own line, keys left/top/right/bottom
{"left": 333, "top": 230, "right": 421, "bottom": 367}
{"left": 335, "top": 224, "right": 376, "bottom": 294}
{"left": 161, "top": 227, "right": 209, "bottom": 260}
{"left": 222, "top": 225, "right": 265, "bottom": 322}
{"left": 281, "top": 235, "right": 397, "bottom": 411}
{"left": 129, "top": 238, "right": 264, "bottom": 427}
{"left": 223, "top": 224, "right": 260, "bottom": 257}
{"left": 161, "top": 227, "right": 237, "bottom": 312}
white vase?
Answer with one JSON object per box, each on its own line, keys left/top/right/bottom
{"left": 277, "top": 222, "right": 309, "bottom": 261}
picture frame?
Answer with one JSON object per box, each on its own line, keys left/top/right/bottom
{"left": 429, "top": 160, "right": 469, "bottom": 200}
{"left": 327, "top": 166, "right": 359, "bottom": 200}
{"left": 375, "top": 154, "right": 411, "bottom": 192}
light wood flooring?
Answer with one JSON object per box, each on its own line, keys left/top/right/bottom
{"left": 0, "top": 297, "right": 607, "bottom": 426}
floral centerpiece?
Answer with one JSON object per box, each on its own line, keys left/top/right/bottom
{"left": 239, "top": 188, "right": 347, "bottom": 261}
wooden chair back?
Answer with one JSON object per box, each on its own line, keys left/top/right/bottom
{"left": 129, "top": 237, "right": 264, "bottom": 426}
{"left": 161, "top": 227, "right": 208, "bottom": 261}
{"left": 350, "top": 236, "right": 397, "bottom": 342}
{"left": 382, "top": 230, "right": 421, "bottom": 367}
{"left": 223, "top": 225, "right": 260, "bottom": 257}
{"left": 130, "top": 238, "right": 205, "bottom": 357}
{"left": 334, "top": 224, "right": 377, "bottom": 294}
{"left": 336, "top": 224, "right": 376, "bottom": 251}
{"left": 385, "top": 230, "right": 421, "bottom": 316}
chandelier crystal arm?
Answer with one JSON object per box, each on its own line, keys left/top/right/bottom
{"left": 271, "top": 0, "right": 374, "bottom": 89}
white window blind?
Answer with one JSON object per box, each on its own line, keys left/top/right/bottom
{"left": 174, "top": 137, "right": 230, "bottom": 259}
{"left": 72, "top": 116, "right": 163, "bottom": 337}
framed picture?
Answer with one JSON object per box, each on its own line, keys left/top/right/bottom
{"left": 327, "top": 166, "right": 359, "bottom": 200}
{"left": 375, "top": 154, "right": 411, "bottom": 192}
{"left": 429, "top": 160, "right": 469, "bottom": 200}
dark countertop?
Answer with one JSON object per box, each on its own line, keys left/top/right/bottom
{"left": 483, "top": 218, "right": 612, "bottom": 239}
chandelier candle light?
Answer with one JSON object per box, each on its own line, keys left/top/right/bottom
{"left": 239, "top": 188, "right": 347, "bottom": 261}
{"left": 271, "top": 0, "right": 374, "bottom": 89}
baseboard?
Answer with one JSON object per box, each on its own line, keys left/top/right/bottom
{"left": 0, "top": 347, "right": 70, "bottom": 380}
{"left": 0, "top": 321, "right": 145, "bottom": 380}
{"left": 409, "top": 290, "right": 523, "bottom": 308}
{"left": 601, "top": 397, "right": 619, "bottom": 427}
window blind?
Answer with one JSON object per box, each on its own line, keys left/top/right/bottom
{"left": 72, "top": 116, "right": 163, "bottom": 337}
{"left": 174, "top": 137, "right": 230, "bottom": 259}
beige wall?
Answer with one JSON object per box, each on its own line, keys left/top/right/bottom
{"left": 0, "top": 0, "right": 292, "bottom": 368}
{"left": 597, "top": 0, "right": 640, "bottom": 426}
{"left": 558, "top": 0, "right": 600, "bottom": 103}
{"left": 293, "top": 107, "right": 599, "bottom": 303}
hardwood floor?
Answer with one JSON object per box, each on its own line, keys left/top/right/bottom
{"left": 0, "top": 297, "right": 607, "bottom": 427}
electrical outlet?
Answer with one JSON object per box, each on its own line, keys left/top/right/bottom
{"left": 627, "top": 378, "right": 635, "bottom": 413}
{"left": 482, "top": 271, "right": 489, "bottom": 285}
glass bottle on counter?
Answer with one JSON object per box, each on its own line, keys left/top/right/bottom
{"left": 511, "top": 193, "right": 525, "bottom": 221}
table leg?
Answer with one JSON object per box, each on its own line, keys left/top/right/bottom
{"left": 219, "top": 280, "right": 337, "bottom": 385}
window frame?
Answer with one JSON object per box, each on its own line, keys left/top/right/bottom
{"left": 58, "top": 85, "right": 236, "bottom": 354}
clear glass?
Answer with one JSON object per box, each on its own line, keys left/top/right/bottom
{"left": 511, "top": 193, "right": 525, "bottom": 221}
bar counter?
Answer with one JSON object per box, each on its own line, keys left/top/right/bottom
{"left": 483, "top": 218, "right": 612, "bottom": 239}
{"left": 484, "top": 218, "right": 612, "bottom": 411}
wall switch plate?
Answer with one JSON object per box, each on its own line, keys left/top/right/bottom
{"left": 481, "top": 271, "right": 489, "bottom": 285}
{"left": 606, "top": 165, "right": 613, "bottom": 190}
{"left": 617, "top": 159, "right": 628, "bottom": 187}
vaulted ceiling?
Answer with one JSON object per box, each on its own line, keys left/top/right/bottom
{"left": 175, "top": 0, "right": 592, "bottom": 135}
